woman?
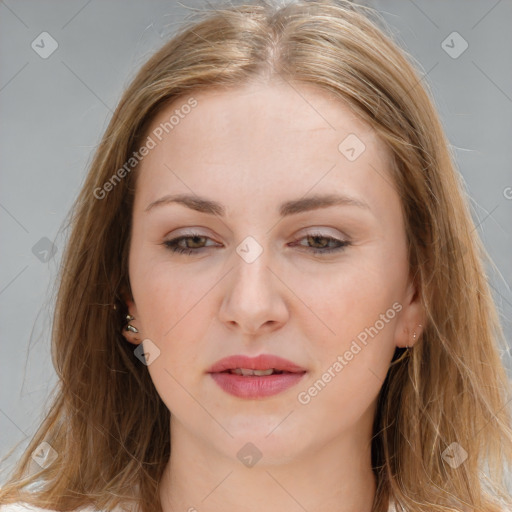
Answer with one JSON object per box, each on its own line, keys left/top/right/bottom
{"left": 1, "top": 1, "right": 511, "bottom": 511}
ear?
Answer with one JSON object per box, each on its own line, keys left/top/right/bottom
{"left": 124, "top": 295, "right": 139, "bottom": 318}
{"left": 122, "top": 295, "right": 143, "bottom": 346}
{"left": 395, "top": 273, "right": 426, "bottom": 348}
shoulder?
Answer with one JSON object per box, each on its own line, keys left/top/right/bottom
{"left": 0, "top": 505, "right": 50, "bottom": 512}
{"left": 0, "top": 504, "right": 98, "bottom": 512}
{"left": 0, "top": 504, "right": 53, "bottom": 512}
{"left": 0, "top": 502, "right": 138, "bottom": 512}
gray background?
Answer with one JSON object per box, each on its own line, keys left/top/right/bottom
{"left": 1, "top": 0, "right": 511, "bottom": 485}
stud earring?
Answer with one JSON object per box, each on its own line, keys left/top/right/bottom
{"left": 406, "top": 324, "right": 423, "bottom": 349}
{"left": 124, "top": 314, "right": 139, "bottom": 334}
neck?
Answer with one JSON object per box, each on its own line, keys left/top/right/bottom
{"left": 159, "top": 411, "right": 378, "bottom": 512}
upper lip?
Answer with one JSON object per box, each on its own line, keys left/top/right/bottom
{"left": 207, "top": 354, "right": 306, "bottom": 373}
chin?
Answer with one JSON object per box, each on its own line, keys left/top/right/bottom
{"left": 210, "top": 419, "right": 311, "bottom": 463}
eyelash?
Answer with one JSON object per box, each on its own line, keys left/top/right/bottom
{"left": 163, "top": 231, "right": 351, "bottom": 256}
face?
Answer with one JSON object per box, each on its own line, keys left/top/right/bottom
{"left": 124, "top": 79, "right": 423, "bottom": 462}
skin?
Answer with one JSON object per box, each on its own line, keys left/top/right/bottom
{"left": 123, "top": 77, "right": 425, "bottom": 512}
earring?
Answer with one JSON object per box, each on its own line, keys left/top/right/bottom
{"left": 405, "top": 330, "right": 416, "bottom": 350}
{"left": 124, "top": 314, "right": 139, "bottom": 334}
{"left": 406, "top": 324, "right": 423, "bottom": 349}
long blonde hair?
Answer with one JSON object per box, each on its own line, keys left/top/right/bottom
{"left": 1, "top": 1, "right": 511, "bottom": 511}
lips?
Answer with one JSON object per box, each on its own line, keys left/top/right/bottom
{"left": 207, "top": 354, "right": 307, "bottom": 399}
{"left": 207, "top": 354, "right": 306, "bottom": 374}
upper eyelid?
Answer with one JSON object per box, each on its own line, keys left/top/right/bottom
{"left": 165, "top": 226, "right": 348, "bottom": 240}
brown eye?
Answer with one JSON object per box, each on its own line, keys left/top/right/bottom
{"left": 291, "top": 233, "right": 351, "bottom": 255}
{"left": 163, "top": 232, "right": 351, "bottom": 256}
{"left": 163, "top": 234, "right": 215, "bottom": 255}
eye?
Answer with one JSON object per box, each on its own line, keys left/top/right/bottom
{"left": 163, "top": 231, "right": 351, "bottom": 256}
{"left": 290, "top": 232, "right": 351, "bottom": 255}
{"left": 163, "top": 232, "right": 218, "bottom": 255}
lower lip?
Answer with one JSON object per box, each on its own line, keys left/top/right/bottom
{"left": 209, "top": 371, "right": 306, "bottom": 399}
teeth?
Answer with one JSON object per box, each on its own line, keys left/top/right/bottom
{"left": 229, "top": 368, "right": 278, "bottom": 376}
{"left": 253, "top": 369, "right": 275, "bottom": 376}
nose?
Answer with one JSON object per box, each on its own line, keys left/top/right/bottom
{"left": 218, "top": 243, "right": 289, "bottom": 335}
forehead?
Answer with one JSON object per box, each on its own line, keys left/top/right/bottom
{"left": 134, "top": 80, "right": 395, "bottom": 217}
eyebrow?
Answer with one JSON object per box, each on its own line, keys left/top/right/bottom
{"left": 144, "top": 192, "right": 371, "bottom": 217}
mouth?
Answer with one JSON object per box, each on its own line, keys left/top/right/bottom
{"left": 207, "top": 353, "right": 306, "bottom": 374}
{"left": 221, "top": 368, "right": 291, "bottom": 376}
{"left": 207, "top": 354, "right": 307, "bottom": 399}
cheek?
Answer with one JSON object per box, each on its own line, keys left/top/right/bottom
{"left": 293, "top": 256, "right": 402, "bottom": 417}
{"left": 296, "top": 256, "right": 403, "bottom": 349}
{"left": 130, "top": 242, "right": 206, "bottom": 333}
{"left": 294, "top": 278, "right": 398, "bottom": 433}
{"left": 129, "top": 249, "right": 218, "bottom": 367}
{"left": 130, "top": 260, "right": 214, "bottom": 412}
